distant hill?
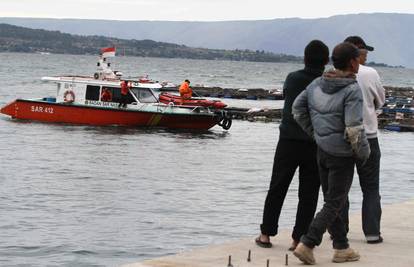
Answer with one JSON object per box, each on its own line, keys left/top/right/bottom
{"left": 0, "top": 13, "right": 412, "bottom": 67}
{"left": 0, "top": 23, "right": 301, "bottom": 63}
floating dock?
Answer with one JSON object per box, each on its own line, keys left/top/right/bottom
{"left": 160, "top": 86, "right": 284, "bottom": 100}
{"left": 159, "top": 85, "right": 414, "bottom": 127}
{"left": 123, "top": 199, "right": 414, "bottom": 267}
{"left": 160, "top": 85, "right": 413, "bottom": 101}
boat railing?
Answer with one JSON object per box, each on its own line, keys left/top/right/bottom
{"left": 154, "top": 102, "right": 209, "bottom": 114}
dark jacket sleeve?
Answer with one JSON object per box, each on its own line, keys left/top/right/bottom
{"left": 292, "top": 89, "right": 314, "bottom": 138}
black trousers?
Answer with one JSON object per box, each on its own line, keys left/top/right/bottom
{"left": 260, "top": 138, "right": 320, "bottom": 242}
{"left": 342, "top": 138, "right": 382, "bottom": 238}
{"left": 119, "top": 94, "right": 128, "bottom": 108}
{"left": 301, "top": 148, "right": 355, "bottom": 250}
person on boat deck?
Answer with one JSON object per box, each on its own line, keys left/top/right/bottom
{"left": 179, "top": 79, "right": 193, "bottom": 99}
{"left": 101, "top": 88, "right": 112, "bottom": 102}
{"left": 119, "top": 80, "right": 130, "bottom": 108}
{"left": 256, "top": 40, "right": 329, "bottom": 251}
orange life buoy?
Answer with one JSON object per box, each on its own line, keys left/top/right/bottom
{"left": 63, "top": 90, "right": 75, "bottom": 103}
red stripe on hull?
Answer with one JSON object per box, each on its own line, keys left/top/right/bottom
{"left": 1, "top": 100, "right": 219, "bottom": 130}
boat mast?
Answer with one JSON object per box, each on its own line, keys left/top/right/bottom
{"left": 94, "top": 47, "right": 121, "bottom": 80}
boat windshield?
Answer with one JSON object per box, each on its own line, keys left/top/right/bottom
{"left": 130, "top": 88, "right": 158, "bottom": 103}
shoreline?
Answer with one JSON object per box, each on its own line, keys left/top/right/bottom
{"left": 122, "top": 199, "right": 414, "bottom": 267}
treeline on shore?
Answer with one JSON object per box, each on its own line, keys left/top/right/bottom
{"left": 0, "top": 23, "right": 302, "bottom": 63}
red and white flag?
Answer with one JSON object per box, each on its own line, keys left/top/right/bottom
{"left": 101, "top": 47, "right": 116, "bottom": 57}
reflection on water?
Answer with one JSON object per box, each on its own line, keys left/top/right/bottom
{"left": 0, "top": 53, "right": 413, "bottom": 267}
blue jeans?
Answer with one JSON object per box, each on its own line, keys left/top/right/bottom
{"left": 301, "top": 148, "right": 355, "bottom": 250}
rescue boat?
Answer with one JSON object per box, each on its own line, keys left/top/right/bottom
{"left": 0, "top": 48, "right": 232, "bottom": 130}
{"left": 159, "top": 92, "right": 227, "bottom": 109}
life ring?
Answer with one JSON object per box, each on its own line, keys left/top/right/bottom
{"left": 63, "top": 90, "right": 75, "bottom": 103}
{"left": 94, "top": 73, "right": 99, "bottom": 79}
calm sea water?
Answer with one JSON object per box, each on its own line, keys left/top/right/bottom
{"left": 0, "top": 53, "right": 413, "bottom": 267}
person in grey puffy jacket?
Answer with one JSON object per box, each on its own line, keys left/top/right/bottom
{"left": 291, "top": 42, "right": 370, "bottom": 265}
{"left": 292, "top": 64, "right": 370, "bottom": 161}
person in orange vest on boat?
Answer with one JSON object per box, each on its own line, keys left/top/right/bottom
{"left": 179, "top": 79, "right": 193, "bottom": 99}
{"left": 119, "top": 80, "right": 130, "bottom": 108}
{"left": 101, "top": 87, "right": 112, "bottom": 102}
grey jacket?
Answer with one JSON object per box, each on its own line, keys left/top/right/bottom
{"left": 292, "top": 71, "right": 370, "bottom": 161}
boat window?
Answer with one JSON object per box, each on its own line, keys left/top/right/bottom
{"left": 86, "top": 85, "right": 100, "bottom": 100}
{"left": 105, "top": 87, "right": 135, "bottom": 104}
{"left": 130, "top": 88, "right": 158, "bottom": 103}
{"left": 100, "top": 87, "right": 113, "bottom": 102}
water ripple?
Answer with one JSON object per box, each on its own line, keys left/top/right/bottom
{"left": 1, "top": 53, "right": 413, "bottom": 267}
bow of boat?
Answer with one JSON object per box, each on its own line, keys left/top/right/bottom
{"left": 0, "top": 100, "right": 17, "bottom": 117}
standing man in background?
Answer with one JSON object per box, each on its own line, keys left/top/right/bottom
{"left": 119, "top": 80, "right": 130, "bottom": 108}
{"left": 256, "top": 40, "right": 329, "bottom": 251}
{"left": 344, "top": 36, "right": 385, "bottom": 244}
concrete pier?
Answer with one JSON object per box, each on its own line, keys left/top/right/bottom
{"left": 122, "top": 199, "right": 414, "bottom": 267}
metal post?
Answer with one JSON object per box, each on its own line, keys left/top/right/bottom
{"left": 227, "top": 255, "right": 233, "bottom": 267}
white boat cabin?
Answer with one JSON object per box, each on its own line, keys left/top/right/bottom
{"left": 41, "top": 76, "right": 162, "bottom": 108}
{"left": 40, "top": 55, "right": 166, "bottom": 109}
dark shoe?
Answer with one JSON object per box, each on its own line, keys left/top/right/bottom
{"left": 367, "top": 236, "right": 383, "bottom": 244}
{"left": 293, "top": 242, "right": 315, "bottom": 265}
{"left": 255, "top": 236, "right": 272, "bottom": 248}
{"left": 332, "top": 247, "right": 360, "bottom": 263}
{"left": 288, "top": 240, "right": 299, "bottom": 251}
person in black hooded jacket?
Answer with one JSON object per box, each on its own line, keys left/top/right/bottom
{"left": 255, "top": 40, "right": 329, "bottom": 251}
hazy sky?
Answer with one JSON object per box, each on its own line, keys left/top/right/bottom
{"left": 1, "top": 0, "right": 413, "bottom": 21}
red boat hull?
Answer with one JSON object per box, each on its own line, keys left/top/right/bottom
{"left": 1, "top": 99, "right": 220, "bottom": 130}
{"left": 159, "top": 92, "right": 227, "bottom": 109}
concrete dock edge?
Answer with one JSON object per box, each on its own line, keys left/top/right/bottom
{"left": 122, "top": 199, "right": 414, "bottom": 267}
